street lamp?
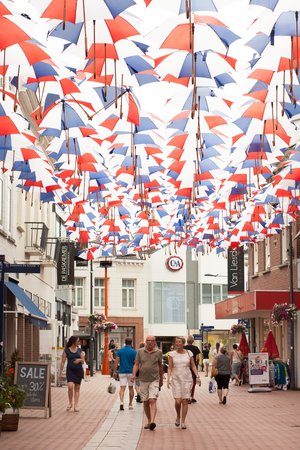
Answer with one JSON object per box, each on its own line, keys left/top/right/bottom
{"left": 100, "top": 260, "right": 112, "bottom": 375}
{"left": 204, "top": 273, "right": 227, "bottom": 277}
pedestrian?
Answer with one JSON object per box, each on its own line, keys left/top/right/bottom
{"left": 212, "top": 346, "right": 231, "bottom": 405}
{"left": 135, "top": 342, "right": 144, "bottom": 403}
{"left": 59, "top": 335, "right": 85, "bottom": 412}
{"left": 108, "top": 344, "right": 116, "bottom": 378}
{"left": 184, "top": 335, "right": 201, "bottom": 403}
{"left": 230, "top": 344, "right": 243, "bottom": 385}
{"left": 202, "top": 344, "right": 210, "bottom": 377}
{"left": 113, "top": 337, "right": 137, "bottom": 410}
{"left": 211, "top": 342, "right": 221, "bottom": 360}
{"left": 109, "top": 339, "right": 115, "bottom": 350}
{"left": 167, "top": 337, "right": 201, "bottom": 430}
{"left": 131, "top": 336, "right": 163, "bottom": 431}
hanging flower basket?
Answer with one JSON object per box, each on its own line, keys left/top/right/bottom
{"left": 88, "top": 312, "right": 118, "bottom": 332}
{"left": 271, "top": 303, "right": 298, "bottom": 326}
{"left": 230, "top": 323, "right": 246, "bottom": 335}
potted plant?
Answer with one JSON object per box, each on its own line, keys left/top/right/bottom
{"left": 271, "top": 303, "right": 298, "bottom": 326}
{"left": 89, "top": 312, "right": 118, "bottom": 332}
{"left": 0, "top": 363, "right": 26, "bottom": 431}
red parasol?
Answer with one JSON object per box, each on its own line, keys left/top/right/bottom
{"left": 238, "top": 331, "right": 250, "bottom": 356}
{"left": 261, "top": 330, "right": 280, "bottom": 359}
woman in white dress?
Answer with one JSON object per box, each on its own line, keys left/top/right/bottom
{"left": 167, "top": 337, "right": 200, "bottom": 429}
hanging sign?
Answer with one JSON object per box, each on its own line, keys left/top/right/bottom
{"left": 166, "top": 256, "right": 184, "bottom": 272}
{"left": 227, "top": 247, "right": 244, "bottom": 294}
{"left": 57, "top": 242, "right": 75, "bottom": 285}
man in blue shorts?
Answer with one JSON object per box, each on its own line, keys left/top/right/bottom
{"left": 114, "top": 337, "right": 136, "bottom": 410}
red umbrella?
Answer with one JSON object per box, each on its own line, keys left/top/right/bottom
{"left": 261, "top": 330, "right": 280, "bottom": 359}
{"left": 238, "top": 331, "right": 250, "bottom": 356}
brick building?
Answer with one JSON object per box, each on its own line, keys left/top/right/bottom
{"left": 215, "top": 220, "right": 300, "bottom": 388}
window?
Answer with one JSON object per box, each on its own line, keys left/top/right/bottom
{"left": 202, "top": 284, "right": 212, "bottom": 304}
{"left": 281, "top": 228, "right": 288, "bottom": 263}
{"left": 7, "top": 186, "right": 12, "bottom": 232}
{"left": 122, "top": 279, "right": 135, "bottom": 308}
{"left": 73, "top": 278, "right": 84, "bottom": 307}
{"left": 265, "top": 237, "right": 270, "bottom": 270}
{"left": 222, "top": 284, "right": 228, "bottom": 300}
{"left": 94, "top": 278, "right": 104, "bottom": 307}
{"left": 149, "top": 282, "right": 185, "bottom": 323}
{"left": 253, "top": 243, "right": 259, "bottom": 274}
{"left": 213, "top": 285, "right": 221, "bottom": 303}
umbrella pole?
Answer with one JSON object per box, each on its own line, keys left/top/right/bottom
{"left": 296, "top": 12, "right": 299, "bottom": 75}
{"left": 93, "top": 20, "right": 96, "bottom": 79}
{"left": 63, "top": 0, "right": 67, "bottom": 31}
{"left": 114, "top": 60, "right": 118, "bottom": 108}
{"left": 2, "top": 49, "right": 6, "bottom": 101}
{"left": 82, "top": 0, "right": 88, "bottom": 57}
{"left": 282, "top": 71, "right": 285, "bottom": 116}
{"left": 13, "top": 66, "right": 20, "bottom": 112}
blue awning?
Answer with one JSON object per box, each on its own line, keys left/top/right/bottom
{"left": 5, "top": 280, "right": 48, "bottom": 329}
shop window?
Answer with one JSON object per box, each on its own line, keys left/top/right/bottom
{"left": 94, "top": 278, "right": 104, "bottom": 307}
{"left": 122, "top": 279, "right": 135, "bottom": 308}
{"left": 149, "top": 282, "right": 185, "bottom": 323}
{"left": 202, "top": 284, "right": 212, "bottom": 304}
{"left": 73, "top": 278, "right": 84, "bottom": 307}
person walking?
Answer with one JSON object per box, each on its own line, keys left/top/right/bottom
{"left": 108, "top": 344, "right": 116, "bottom": 378}
{"left": 113, "top": 337, "right": 137, "bottom": 410}
{"left": 167, "top": 337, "right": 200, "bottom": 429}
{"left": 230, "top": 344, "right": 243, "bottom": 385}
{"left": 184, "top": 335, "right": 201, "bottom": 403}
{"left": 135, "top": 342, "right": 144, "bottom": 403}
{"left": 131, "top": 336, "right": 163, "bottom": 431}
{"left": 202, "top": 344, "right": 210, "bottom": 377}
{"left": 60, "top": 336, "right": 85, "bottom": 412}
{"left": 212, "top": 346, "right": 231, "bottom": 405}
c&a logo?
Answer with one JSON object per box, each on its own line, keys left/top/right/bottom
{"left": 166, "top": 256, "right": 184, "bottom": 272}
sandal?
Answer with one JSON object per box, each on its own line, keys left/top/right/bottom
{"left": 66, "top": 404, "right": 73, "bottom": 411}
{"left": 74, "top": 407, "right": 79, "bottom": 412}
{"left": 181, "top": 423, "right": 187, "bottom": 429}
{"left": 175, "top": 418, "right": 180, "bottom": 427}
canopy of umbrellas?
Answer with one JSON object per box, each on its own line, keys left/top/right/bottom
{"left": 1, "top": 0, "right": 300, "bottom": 259}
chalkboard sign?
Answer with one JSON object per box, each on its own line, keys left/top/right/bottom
{"left": 15, "top": 362, "right": 51, "bottom": 418}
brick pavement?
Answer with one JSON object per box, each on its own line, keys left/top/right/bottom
{"left": 0, "top": 374, "right": 300, "bottom": 450}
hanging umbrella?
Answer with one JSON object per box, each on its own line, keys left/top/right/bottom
{"left": 238, "top": 332, "right": 250, "bottom": 357}
{"left": 261, "top": 330, "right": 280, "bottom": 359}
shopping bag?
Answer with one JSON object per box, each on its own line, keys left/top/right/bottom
{"left": 209, "top": 378, "right": 216, "bottom": 393}
{"left": 107, "top": 379, "right": 117, "bottom": 394}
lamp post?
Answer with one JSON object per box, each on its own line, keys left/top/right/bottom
{"left": 89, "top": 260, "right": 94, "bottom": 377}
{"left": 289, "top": 224, "right": 296, "bottom": 389}
{"left": 100, "top": 260, "right": 112, "bottom": 375}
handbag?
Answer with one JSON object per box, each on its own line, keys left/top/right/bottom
{"left": 107, "top": 379, "right": 117, "bottom": 394}
{"left": 211, "top": 366, "right": 218, "bottom": 378}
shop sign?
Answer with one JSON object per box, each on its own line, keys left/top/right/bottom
{"left": 57, "top": 242, "right": 75, "bottom": 285}
{"left": 227, "top": 247, "right": 244, "bottom": 294}
{"left": 248, "top": 353, "right": 269, "bottom": 385}
{"left": 166, "top": 256, "right": 184, "bottom": 272}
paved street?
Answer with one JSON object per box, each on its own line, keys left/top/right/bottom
{"left": 1, "top": 373, "right": 299, "bottom": 450}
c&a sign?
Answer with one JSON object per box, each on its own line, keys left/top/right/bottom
{"left": 166, "top": 256, "right": 184, "bottom": 272}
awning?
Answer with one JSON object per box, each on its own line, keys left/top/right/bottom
{"left": 5, "top": 280, "right": 48, "bottom": 328}
{"left": 215, "top": 290, "right": 300, "bottom": 320}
